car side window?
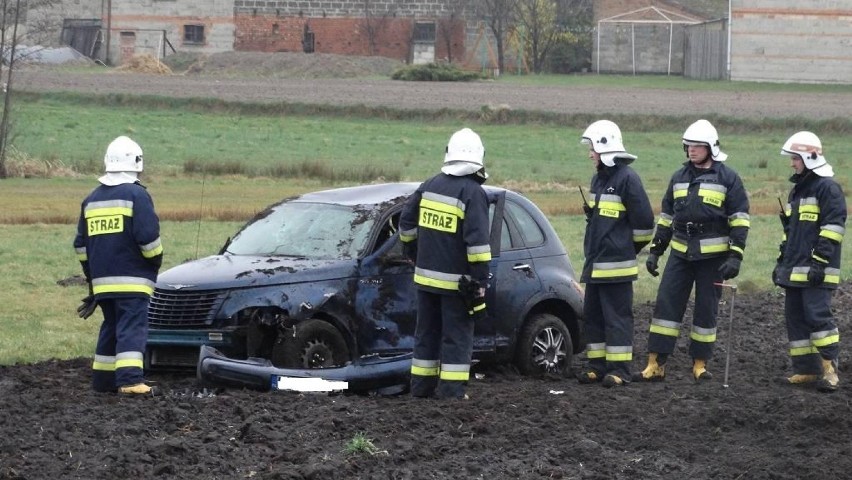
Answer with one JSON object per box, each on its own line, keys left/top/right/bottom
{"left": 506, "top": 200, "right": 544, "bottom": 248}
{"left": 500, "top": 217, "right": 512, "bottom": 251}
{"left": 374, "top": 212, "right": 402, "bottom": 255}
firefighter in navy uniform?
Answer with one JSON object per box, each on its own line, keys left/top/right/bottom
{"left": 399, "top": 128, "right": 491, "bottom": 399}
{"left": 576, "top": 120, "right": 655, "bottom": 387}
{"left": 774, "top": 131, "right": 845, "bottom": 392}
{"left": 73, "top": 136, "right": 163, "bottom": 395}
{"left": 637, "top": 119, "right": 750, "bottom": 382}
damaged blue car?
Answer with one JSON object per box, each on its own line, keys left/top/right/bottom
{"left": 146, "top": 183, "right": 584, "bottom": 391}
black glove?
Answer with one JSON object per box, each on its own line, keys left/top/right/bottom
{"left": 808, "top": 261, "right": 826, "bottom": 286}
{"left": 646, "top": 254, "right": 660, "bottom": 277}
{"left": 459, "top": 276, "right": 486, "bottom": 321}
{"left": 778, "top": 211, "right": 789, "bottom": 229}
{"left": 467, "top": 296, "right": 487, "bottom": 323}
{"left": 718, "top": 256, "right": 741, "bottom": 280}
{"left": 76, "top": 295, "right": 98, "bottom": 319}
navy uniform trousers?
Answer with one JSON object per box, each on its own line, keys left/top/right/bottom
{"left": 410, "top": 290, "right": 474, "bottom": 399}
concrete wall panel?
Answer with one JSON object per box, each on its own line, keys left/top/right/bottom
{"left": 731, "top": 0, "right": 852, "bottom": 84}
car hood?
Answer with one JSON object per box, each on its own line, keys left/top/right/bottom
{"left": 157, "top": 254, "right": 357, "bottom": 291}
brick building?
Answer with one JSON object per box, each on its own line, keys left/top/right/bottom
{"left": 32, "top": 0, "right": 471, "bottom": 66}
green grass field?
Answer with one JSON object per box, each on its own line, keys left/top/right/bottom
{"left": 1, "top": 89, "right": 849, "bottom": 365}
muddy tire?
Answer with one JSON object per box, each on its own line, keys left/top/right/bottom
{"left": 514, "top": 313, "right": 573, "bottom": 378}
{"left": 272, "top": 319, "right": 350, "bottom": 369}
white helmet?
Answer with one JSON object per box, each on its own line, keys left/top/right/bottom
{"left": 682, "top": 119, "right": 727, "bottom": 162}
{"left": 781, "top": 131, "right": 833, "bottom": 177}
{"left": 99, "top": 136, "right": 143, "bottom": 186}
{"left": 581, "top": 119, "right": 636, "bottom": 166}
{"left": 442, "top": 128, "right": 487, "bottom": 179}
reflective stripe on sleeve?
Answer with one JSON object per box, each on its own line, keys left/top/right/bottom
{"left": 140, "top": 237, "right": 163, "bottom": 258}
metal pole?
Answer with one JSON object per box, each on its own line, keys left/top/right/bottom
{"left": 716, "top": 282, "right": 738, "bottom": 388}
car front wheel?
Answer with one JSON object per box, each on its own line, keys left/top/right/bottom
{"left": 272, "top": 319, "right": 350, "bottom": 369}
{"left": 515, "top": 313, "right": 573, "bottom": 377}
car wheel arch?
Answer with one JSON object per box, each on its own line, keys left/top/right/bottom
{"left": 271, "top": 316, "right": 353, "bottom": 369}
{"left": 513, "top": 311, "right": 575, "bottom": 378}
{"left": 516, "top": 298, "right": 581, "bottom": 354}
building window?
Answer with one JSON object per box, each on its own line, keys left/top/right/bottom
{"left": 184, "top": 25, "right": 205, "bottom": 44}
{"left": 413, "top": 22, "right": 436, "bottom": 43}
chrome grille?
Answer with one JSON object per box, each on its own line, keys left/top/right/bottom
{"left": 148, "top": 289, "right": 226, "bottom": 328}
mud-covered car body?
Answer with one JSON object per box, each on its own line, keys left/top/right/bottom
{"left": 147, "top": 183, "right": 584, "bottom": 378}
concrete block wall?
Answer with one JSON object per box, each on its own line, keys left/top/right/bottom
{"left": 592, "top": 0, "right": 724, "bottom": 75}
{"left": 108, "top": 0, "right": 236, "bottom": 63}
{"left": 730, "top": 0, "right": 852, "bottom": 84}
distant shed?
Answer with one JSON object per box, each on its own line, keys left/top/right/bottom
{"left": 593, "top": 6, "right": 701, "bottom": 75}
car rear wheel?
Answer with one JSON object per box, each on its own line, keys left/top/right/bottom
{"left": 515, "top": 313, "right": 573, "bottom": 377}
{"left": 272, "top": 319, "right": 350, "bottom": 369}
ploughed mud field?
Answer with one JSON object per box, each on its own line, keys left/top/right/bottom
{"left": 2, "top": 283, "right": 851, "bottom": 480}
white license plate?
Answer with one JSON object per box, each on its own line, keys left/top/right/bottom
{"left": 272, "top": 376, "right": 349, "bottom": 392}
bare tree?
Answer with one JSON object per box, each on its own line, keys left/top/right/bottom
{"left": 476, "top": 0, "right": 514, "bottom": 74}
{"left": 437, "top": 1, "right": 468, "bottom": 63}
{"left": 360, "top": 0, "right": 396, "bottom": 56}
{"left": 0, "top": 0, "right": 59, "bottom": 178}
{"left": 514, "top": 0, "right": 564, "bottom": 73}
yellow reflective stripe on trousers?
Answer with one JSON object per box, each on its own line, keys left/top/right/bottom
{"left": 812, "top": 329, "right": 840, "bottom": 347}
{"left": 411, "top": 358, "right": 440, "bottom": 377}
{"left": 606, "top": 345, "right": 633, "bottom": 362}
{"left": 789, "top": 339, "right": 818, "bottom": 357}
{"left": 689, "top": 326, "right": 717, "bottom": 343}
{"left": 92, "top": 354, "right": 116, "bottom": 372}
{"left": 440, "top": 363, "right": 470, "bottom": 381}
{"left": 586, "top": 342, "right": 606, "bottom": 359}
{"left": 650, "top": 318, "right": 680, "bottom": 337}
{"left": 115, "top": 351, "right": 144, "bottom": 369}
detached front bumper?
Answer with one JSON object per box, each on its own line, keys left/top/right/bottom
{"left": 197, "top": 345, "right": 412, "bottom": 393}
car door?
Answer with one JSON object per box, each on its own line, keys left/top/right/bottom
{"left": 353, "top": 210, "right": 418, "bottom": 356}
{"left": 482, "top": 193, "right": 544, "bottom": 351}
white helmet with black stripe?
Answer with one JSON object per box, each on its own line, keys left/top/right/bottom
{"left": 581, "top": 120, "right": 636, "bottom": 167}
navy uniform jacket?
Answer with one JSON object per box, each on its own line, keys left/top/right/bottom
{"left": 582, "top": 162, "right": 655, "bottom": 283}
{"left": 776, "top": 172, "right": 846, "bottom": 289}
{"left": 399, "top": 173, "right": 491, "bottom": 294}
{"left": 650, "top": 161, "right": 750, "bottom": 260}
{"left": 73, "top": 182, "right": 163, "bottom": 299}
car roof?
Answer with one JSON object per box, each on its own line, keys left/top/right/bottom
{"left": 293, "top": 182, "right": 508, "bottom": 207}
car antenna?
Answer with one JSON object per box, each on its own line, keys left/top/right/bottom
{"left": 195, "top": 166, "right": 206, "bottom": 259}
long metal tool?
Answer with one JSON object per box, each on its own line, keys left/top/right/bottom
{"left": 715, "top": 282, "right": 738, "bottom": 388}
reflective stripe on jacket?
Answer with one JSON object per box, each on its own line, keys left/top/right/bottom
{"left": 399, "top": 173, "right": 491, "bottom": 294}
{"left": 581, "top": 163, "right": 655, "bottom": 283}
{"left": 650, "top": 161, "right": 750, "bottom": 261}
